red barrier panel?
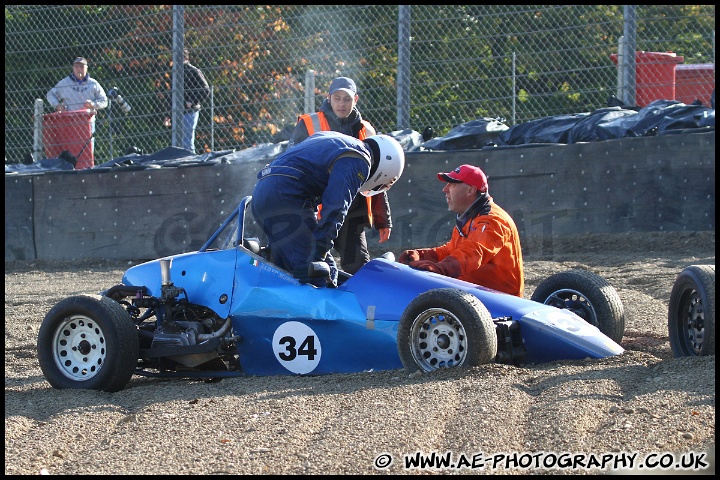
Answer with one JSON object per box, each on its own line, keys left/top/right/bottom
{"left": 42, "top": 110, "right": 95, "bottom": 169}
{"left": 611, "top": 51, "right": 684, "bottom": 107}
{"left": 675, "top": 64, "right": 715, "bottom": 107}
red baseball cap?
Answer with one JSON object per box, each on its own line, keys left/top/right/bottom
{"left": 437, "top": 164, "right": 488, "bottom": 192}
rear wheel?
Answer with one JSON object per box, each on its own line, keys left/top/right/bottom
{"left": 37, "top": 295, "right": 139, "bottom": 392}
{"left": 531, "top": 269, "right": 625, "bottom": 344}
{"left": 668, "top": 265, "right": 715, "bottom": 357}
{"left": 398, "top": 288, "right": 497, "bottom": 372}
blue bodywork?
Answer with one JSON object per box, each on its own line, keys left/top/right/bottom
{"left": 121, "top": 196, "right": 623, "bottom": 377}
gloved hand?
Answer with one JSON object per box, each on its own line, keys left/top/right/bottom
{"left": 398, "top": 249, "right": 420, "bottom": 264}
{"left": 409, "top": 256, "right": 462, "bottom": 278}
{"left": 323, "top": 253, "right": 339, "bottom": 288}
{"left": 309, "top": 245, "right": 329, "bottom": 264}
{"left": 410, "top": 260, "right": 440, "bottom": 273}
{"left": 292, "top": 264, "right": 312, "bottom": 284}
{"left": 295, "top": 247, "right": 339, "bottom": 288}
{"left": 398, "top": 248, "right": 438, "bottom": 264}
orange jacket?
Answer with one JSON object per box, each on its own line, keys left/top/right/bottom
{"left": 427, "top": 199, "right": 524, "bottom": 297}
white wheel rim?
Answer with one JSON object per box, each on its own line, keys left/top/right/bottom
{"left": 51, "top": 315, "right": 106, "bottom": 380}
{"left": 409, "top": 308, "right": 468, "bottom": 371}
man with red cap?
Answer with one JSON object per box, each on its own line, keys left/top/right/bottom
{"left": 397, "top": 164, "right": 524, "bottom": 297}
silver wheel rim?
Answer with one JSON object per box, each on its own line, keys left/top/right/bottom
{"left": 409, "top": 308, "right": 467, "bottom": 371}
{"left": 52, "top": 315, "right": 106, "bottom": 380}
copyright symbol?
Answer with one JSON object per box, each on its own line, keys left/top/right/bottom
{"left": 374, "top": 453, "right": 393, "bottom": 469}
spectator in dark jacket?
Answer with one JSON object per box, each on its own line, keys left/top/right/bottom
{"left": 165, "top": 49, "right": 211, "bottom": 153}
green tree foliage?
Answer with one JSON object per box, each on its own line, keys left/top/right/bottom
{"left": 4, "top": 5, "right": 715, "bottom": 163}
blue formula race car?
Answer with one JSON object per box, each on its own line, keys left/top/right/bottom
{"left": 38, "top": 196, "right": 625, "bottom": 392}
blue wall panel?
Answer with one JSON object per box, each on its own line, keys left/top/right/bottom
{"left": 4, "top": 175, "right": 35, "bottom": 261}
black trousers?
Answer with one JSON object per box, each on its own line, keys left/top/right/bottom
{"left": 334, "top": 206, "right": 371, "bottom": 274}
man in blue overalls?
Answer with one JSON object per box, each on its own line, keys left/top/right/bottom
{"left": 251, "top": 130, "right": 404, "bottom": 287}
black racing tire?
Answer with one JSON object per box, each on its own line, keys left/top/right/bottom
{"left": 668, "top": 265, "right": 715, "bottom": 357}
{"left": 37, "top": 294, "right": 139, "bottom": 392}
{"left": 398, "top": 288, "right": 497, "bottom": 373}
{"left": 531, "top": 269, "right": 625, "bottom": 344}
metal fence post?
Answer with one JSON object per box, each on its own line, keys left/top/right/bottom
{"left": 304, "top": 70, "right": 316, "bottom": 114}
{"left": 33, "top": 99, "right": 45, "bottom": 162}
{"left": 616, "top": 36, "right": 625, "bottom": 101}
{"left": 171, "top": 6, "right": 185, "bottom": 149}
{"left": 396, "top": 5, "right": 411, "bottom": 130}
{"left": 210, "top": 85, "right": 214, "bottom": 152}
{"left": 511, "top": 52, "right": 516, "bottom": 126}
{"left": 622, "top": 5, "right": 637, "bottom": 107}
{"left": 108, "top": 102, "right": 115, "bottom": 160}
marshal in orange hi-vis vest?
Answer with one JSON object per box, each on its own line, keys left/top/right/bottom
{"left": 302, "top": 111, "right": 374, "bottom": 225}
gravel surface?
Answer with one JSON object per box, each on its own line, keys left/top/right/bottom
{"left": 5, "top": 231, "right": 715, "bottom": 475}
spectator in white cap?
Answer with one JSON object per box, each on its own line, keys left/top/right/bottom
{"left": 46, "top": 56, "right": 108, "bottom": 167}
{"left": 47, "top": 56, "right": 108, "bottom": 112}
{"left": 288, "top": 76, "right": 395, "bottom": 274}
{"left": 397, "top": 164, "right": 524, "bottom": 297}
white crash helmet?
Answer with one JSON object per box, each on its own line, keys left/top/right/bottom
{"left": 360, "top": 134, "right": 405, "bottom": 197}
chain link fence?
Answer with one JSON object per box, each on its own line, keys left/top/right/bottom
{"left": 5, "top": 5, "right": 715, "bottom": 166}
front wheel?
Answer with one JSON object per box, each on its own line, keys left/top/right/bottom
{"left": 668, "top": 265, "right": 715, "bottom": 357}
{"left": 37, "top": 295, "right": 139, "bottom": 392}
{"left": 531, "top": 269, "right": 625, "bottom": 344}
{"left": 398, "top": 288, "right": 497, "bottom": 373}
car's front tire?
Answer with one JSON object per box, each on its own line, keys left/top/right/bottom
{"left": 398, "top": 288, "right": 497, "bottom": 373}
{"left": 37, "top": 295, "right": 139, "bottom": 392}
{"left": 668, "top": 265, "right": 715, "bottom": 357}
{"left": 531, "top": 269, "right": 625, "bottom": 344}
